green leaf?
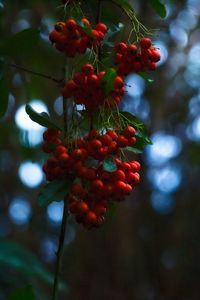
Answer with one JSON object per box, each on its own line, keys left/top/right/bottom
{"left": 101, "top": 68, "right": 117, "bottom": 95}
{"left": 25, "top": 104, "right": 60, "bottom": 129}
{"left": 120, "top": 111, "right": 152, "bottom": 150}
{"left": 139, "top": 72, "right": 154, "bottom": 84}
{"left": 103, "top": 156, "right": 117, "bottom": 172}
{"left": 77, "top": 21, "right": 93, "bottom": 37}
{"left": 113, "top": 0, "right": 133, "bottom": 11}
{"left": 123, "top": 146, "right": 143, "bottom": 154}
{"left": 0, "top": 240, "right": 54, "bottom": 285}
{"left": 38, "top": 179, "right": 73, "bottom": 207}
{"left": 149, "top": 0, "right": 167, "bottom": 18}
{"left": 0, "top": 75, "right": 9, "bottom": 118}
{"left": 120, "top": 111, "right": 144, "bottom": 129}
{"left": 8, "top": 285, "right": 36, "bottom": 300}
{"left": 0, "top": 28, "right": 40, "bottom": 56}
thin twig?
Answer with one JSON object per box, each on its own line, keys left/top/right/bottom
{"left": 5, "top": 62, "right": 63, "bottom": 84}
{"left": 52, "top": 58, "right": 69, "bottom": 300}
{"left": 52, "top": 201, "right": 69, "bottom": 300}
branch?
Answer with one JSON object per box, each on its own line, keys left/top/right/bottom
{"left": 5, "top": 62, "right": 64, "bottom": 84}
{"left": 52, "top": 201, "right": 69, "bottom": 300}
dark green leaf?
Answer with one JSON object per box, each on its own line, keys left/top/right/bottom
{"left": 25, "top": 104, "right": 60, "bottom": 129}
{"left": 0, "top": 28, "right": 40, "bottom": 56}
{"left": 77, "top": 21, "right": 93, "bottom": 37}
{"left": 113, "top": 0, "right": 133, "bottom": 11}
{"left": 38, "top": 179, "right": 73, "bottom": 207}
{"left": 119, "top": 111, "right": 152, "bottom": 150}
{"left": 103, "top": 156, "right": 117, "bottom": 172}
{"left": 120, "top": 111, "right": 144, "bottom": 129}
{"left": 0, "top": 75, "right": 9, "bottom": 118}
{"left": 139, "top": 72, "right": 154, "bottom": 84}
{"left": 8, "top": 285, "right": 36, "bottom": 300}
{"left": 123, "top": 146, "right": 143, "bottom": 154}
{"left": 0, "top": 241, "right": 54, "bottom": 285}
{"left": 101, "top": 68, "right": 117, "bottom": 95}
{"left": 149, "top": 0, "right": 167, "bottom": 18}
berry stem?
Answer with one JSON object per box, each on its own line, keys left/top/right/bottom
{"left": 62, "top": 59, "right": 68, "bottom": 137}
{"left": 52, "top": 201, "right": 69, "bottom": 300}
{"left": 5, "top": 62, "right": 63, "bottom": 84}
{"left": 52, "top": 58, "right": 69, "bottom": 300}
{"left": 96, "top": 0, "right": 102, "bottom": 61}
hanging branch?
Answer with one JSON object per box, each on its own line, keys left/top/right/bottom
{"left": 5, "top": 62, "right": 63, "bottom": 84}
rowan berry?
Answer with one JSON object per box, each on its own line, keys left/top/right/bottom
{"left": 117, "top": 135, "right": 129, "bottom": 147}
{"left": 83, "top": 211, "right": 97, "bottom": 226}
{"left": 123, "top": 126, "right": 136, "bottom": 138}
{"left": 73, "top": 201, "right": 89, "bottom": 215}
{"left": 91, "top": 179, "right": 104, "bottom": 191}
{"left": 95, "top": 23, "right": 108, "bottom": 34}
{"left": 140, "top": 37, "right": 152, "bottom": 49}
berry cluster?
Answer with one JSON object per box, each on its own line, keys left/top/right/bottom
{"left": 42, "top": 127, "right": 140, "bottom": 228}
{"left": 63, "top": 64, "right": 125, "bottom": 111}
{"left": 115, "top": 38, "right": 161, "bottom": 76}
{"left": 49, "top": 18, "right": 107, "bottom": 57}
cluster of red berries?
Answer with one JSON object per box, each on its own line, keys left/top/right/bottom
{"left": 63, "top": 63, "right": 125, "bottom": 111}
{"left": 115, "top": 38, "right": 161, "bottom": 76}
{"left": 42, "top": 127, "right": 140, "bottom": 228}
{"left": 49, "top": 18, "right": 107, "bottom": 57}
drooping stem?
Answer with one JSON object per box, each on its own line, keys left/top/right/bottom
{"left": 52, "top": 59, "right": 69, "bottom": 300}
{"left": 52, "top": 201, "right": 69, "bottom": 300}
{"left": 5, "top": 62, "right": 63, "bottom": 84}
{"left": 96, "top": 0, "right": 102, "bottom": 61}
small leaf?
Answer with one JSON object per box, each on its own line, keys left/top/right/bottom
{"left": 77, "top": 21, "right": 93, "bottom": 37}
{"left": 120, "top": 111, "right": 144, "bottom": 129}
{"left": 139, "top": 72, "right": 154, "bottom": 84}
{"left": 8, "top": 285, "right": 36, "bottom": 300}
{"left": 0, "top": 75, "right": 9, "bottom": 118}
{"left": 119, "top": 111, "right": 152, "bottom": 150}
{"left": 101, "top": 68, "right": 117, "bottom": 95}
{"left": 113, "top": 0, "right": 133, "bottom": 11}
{"left": 149, "top": 0, "right": 167, "bottom": 18}
{"left": 38, "top": 179, "right": 73, "bottom": 207}
{"left": 103, "top": 156, "right": 117, "bottom": 172}
{"left": 123, "top": 146, "right": 143, "bottom": 154}
{"left": 0, "top": 28, "right": 40, "bottom": 56}
{"left": 25, "top": 104, "right": 60, "bottom": 129}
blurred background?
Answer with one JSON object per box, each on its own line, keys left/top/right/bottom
{"left": 1, "top": 0, "right": 200, "bottom": 299}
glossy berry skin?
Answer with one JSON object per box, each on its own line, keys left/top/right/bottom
{"left": 115, "top": 38, "right": 160, "bottom": 76}
{"left": 49, "top": 18, "right": 108, "bottom": 58}
{"left": 42, "top": 127, "right": 141, "bottom": 229}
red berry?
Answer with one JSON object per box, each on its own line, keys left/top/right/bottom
{"left": 150, "top": 48, "right": 160, "bottom": 62}
{"left": 115, "top": 42, "right": 127, "bottom": 54}
{"left": 83, "top": 211, "right": 97, "bottom": 226}
{"left": 95, "top": 23, "right": 107, "bottom": 34}
{"left": 81, "top": 18, "right": 90, "bottom": 26}
{"left": 114, "top": 76, "right": 124, "bottom": 89}
{"left": 74, "top": 201, "right": 89, "bottom": 215}
{"left": 71, "top": 184, "right": 84, "bottom": 196}
{"left": 91, "top": 179, "right": 104, "bottom": 191}
{"left": 112, "top": 169, "right": 126, "bottom": 182}
{"left": 66, "top": 19, "right": 77, "bottom": 30}
{"left": 123, "top": 126, "right": 136, "bottom": 138}
{"left": 117, "top": 135, "right": 129, "bottom": 147}
{"left": 99, "top": 134, "right": 112, "bottom": 146}
{"left": 140, "top": 38, "right": 152, "bottom": 49}
{"left": 81, "top": 64, "right": 94, "bottom": 75}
